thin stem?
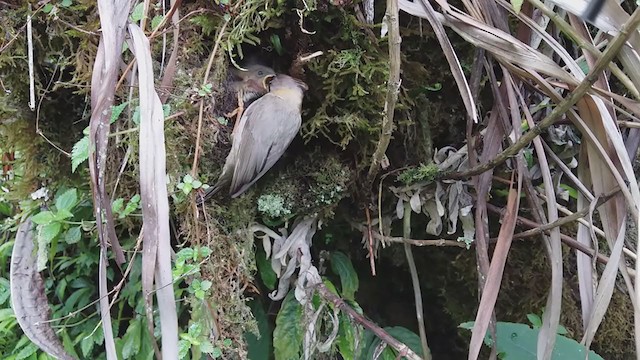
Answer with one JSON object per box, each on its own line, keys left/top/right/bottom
{"left": 403, "top": 201, "right": 431, "bottom": 359}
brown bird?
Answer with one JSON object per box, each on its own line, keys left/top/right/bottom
{"left": 200, "top": 74, "right": 308, "bottom": 201}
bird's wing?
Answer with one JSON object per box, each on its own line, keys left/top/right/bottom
{"left": 229, "top": 93, "right": 302, "bottom": 197}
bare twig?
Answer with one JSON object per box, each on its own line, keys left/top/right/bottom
{"left": 316, "top": 283, "right": 423, "bottom": 360}
{"left": 403, "top": 201, "right": 431, "bottom": 359}
{"left": 367, "top": 0, "right": 401, "bottom": 184}
{"left": 27, "top": 6, "right": 35, "bottom": 111}
{"left": 365, "top": 207, "right": 377, "bottom": 276}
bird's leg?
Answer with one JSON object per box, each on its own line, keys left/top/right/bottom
{"left": 226, "top": 89, "right": 245, "bottom": 135}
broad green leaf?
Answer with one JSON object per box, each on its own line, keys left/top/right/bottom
{"left": 61, "top": 330, "right": 80, "bottom": 358}
{"left": 14, "top": 343, "right": 37, "bottom": 360}
{"left": 199, "top": 340, "right": 214, "bottom": 354}
{"left": 55, "top": 209, "right": 74, "bottom": 221}
{"left": 385, "top": 327, "right": 423, "bottom": 357}
{"left": 130, "top": 3, "right": 145, "bottom": 23}
{"left": 56, "top": 188, "right": 78, "bottom": 211}
{"left": 459, "top": 322, "right": 604, "bottom": 360}
{"left": 246, "top": 299, "right": 272, "bottom": 359}
{"left": 112, "top": 198, "right": 125, "bottom": 215}
{"left": 527, "top": 313, "right": 542, "bottom": 328}
{"left": 273, "top": 291, "right": 303, "bottom": 360}
{"left": 64, "top": 226, "right": 82, "bottom": 244}
{"left": 330, "top": 252, "right": 359, "bottom": 300}
{"left": 200, "top": 280, "right": 212, "bottom": 291}
{"left": 71, "top": 136, "right": 89, "bottom": 172}
{"left": 0, "top": 201, "right": 12, "bottom": 216}
{"left": 40, "top": 222, "right": 62, "bottom": 242}
{"left": 256, "top": 249, "right": 276, "bottom": 290}
{"left": 151, "top": 15, "right": 163, "bottom": 30}
{"left": 60, "top": 0, "right": 72, "bottom": 7}
{"left": 81, "top": 335, "right": 94, "bottom": 357}
{"left": 178, "top": 339, "right": 190, "bottom": 359}
{"left": 31, "top": 211, "right": 55, "bottom": 225}
{"left": 122, "top": 319, "right": 142, "bottom": 359}
{"left": 337, "top": 312, "right": 356, "bottom": 359}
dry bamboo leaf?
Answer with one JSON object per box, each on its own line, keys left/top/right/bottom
{"left": 10, "top": 219, "right": 75, "bottom": 360}
{"left": 128, "top": 23, "right": 179, "bottom": 360}
{"left": 90, "top": 1, "right": 134, "bottom": 358}
{"left": 468, "top": 185, "right": 520, "bottom": 360}
{"left": 399, "top": 1, "right": 575, "bottom": 85}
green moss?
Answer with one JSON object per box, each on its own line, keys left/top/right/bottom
{"left": 397, "top": 163, "right": 439, "bottom": 185}
{"left": 258, "top": 194, "right": 292, "bottom": 218}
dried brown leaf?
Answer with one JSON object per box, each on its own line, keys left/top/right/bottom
{"left": 10, "top": 219, "right": 75, "bottom": 360}
{"left": 128, "top": 23, "right": 179, "bottom": 359}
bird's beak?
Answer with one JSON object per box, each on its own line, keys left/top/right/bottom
{"left": 262, "top": 74, "right": 276, "bottom": 90}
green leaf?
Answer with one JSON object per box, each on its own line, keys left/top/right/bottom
{"left": 111, "top": 102, "right": 129, "bottom": 123}
{"left": 15, "top": 343, "right": 37, "bottom": 360}
{"left": 200, "top": 280, "right": 212, "bottom": 291}
{"left": 0, "top": 201, "right": 12, "bottom": 216}
{"left": 64, "top": 226, "right": 82, "bottom": 244}
{"left": 256, "top": 249, "right": 276, "bottom": 290}
{"left": 527, "top": 313, "right": 542, "bottom": 328}
{"left": 122, "top": 319, "right": 142, "bottom": 358}
{"left": 199, "top": 340, "right": 215, "bottom": 354}
{"left": 61, "top": 330, "right": 80, "bottom": 359}
{"left": 151, "top": 15, "right": 163, "bottom": 30}
{"left": 211, "top": 347, "right": 223, "bottom": 358}
{"left": 194, "top": 289, "right": 205, "bottom": 300}
{"left": 178, "top": 339, "right": 190, "bottom": 359}
{"left": 273, "top": 291, "right": 303, "bottom": 360}
{"left": 60, "top": 0, "right": 72, "bottom": 7}
{"left": 31, "top": 211, "right": 55, "bottom": 225}
{"left": 43, "top": 3, "right": 54, "bottom": 13}
{"left": 55, "top": 188, "right": 78, "bottom": 211}
{"left": 81, "top": 336, "right": 94, "bottom": 357}
{"left": 130, "top": 3, "right": 145, "bottom": 22}
{"left": 71, "top": 136, "right": 90, "bottom": 172}
{"left": 510, "top": 0, "right": 524, "bottom": 13}
{"left": 246, "top": 299, "right": 272, "bottom": 359}
{"left": 460, "top": 322, "right": 604, "bottom": 360}
{"left": 55, "top": 209, "right": 74, "bottom": 221}
{"left": 337, "top": 312, "right": 356, "bottom": 359}
{"left": 112, "top": 198, "right": 125, "bottom": 215}
{"left": 330, "top": 252, "right": 359, "bottom": 300}
{"left": 40, "top": 222, "right": 62, "bottom": 242}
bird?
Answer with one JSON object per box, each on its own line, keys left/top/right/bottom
{"left": 199, "top": 74, "right": 308, "bottom": 202}
{"left": 225, "top": 64, "right": 276, "bottom": 127}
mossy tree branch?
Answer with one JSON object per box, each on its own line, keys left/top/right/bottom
{"left": 367, "top": 0, "right": 401, "bottom": 185}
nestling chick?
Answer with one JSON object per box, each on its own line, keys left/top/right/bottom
{"left": 226, "top": 64, "right": 275, "bottom": 127}
{"left": 231, "top": 64, "right": 276, "bottom": 105}
{"left": 200, "top": 74, "right": 308, "bottom": 201}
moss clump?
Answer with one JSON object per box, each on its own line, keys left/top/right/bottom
{"left": 397, "top": 163, "right": 439, "bottom": 185}
{"left": 259, "top": 150, "right": 352, "bottom": 223}
{"left": 258, "top": 194, "right": 292, "bottom": 219}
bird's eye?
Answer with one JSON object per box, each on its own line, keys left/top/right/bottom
{"left": 257, "top": 70, "right": 264, "bottom": 76}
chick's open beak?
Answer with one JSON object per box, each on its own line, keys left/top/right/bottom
{"left": 262, "top": 74, "right": 276, "bottom": 90}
